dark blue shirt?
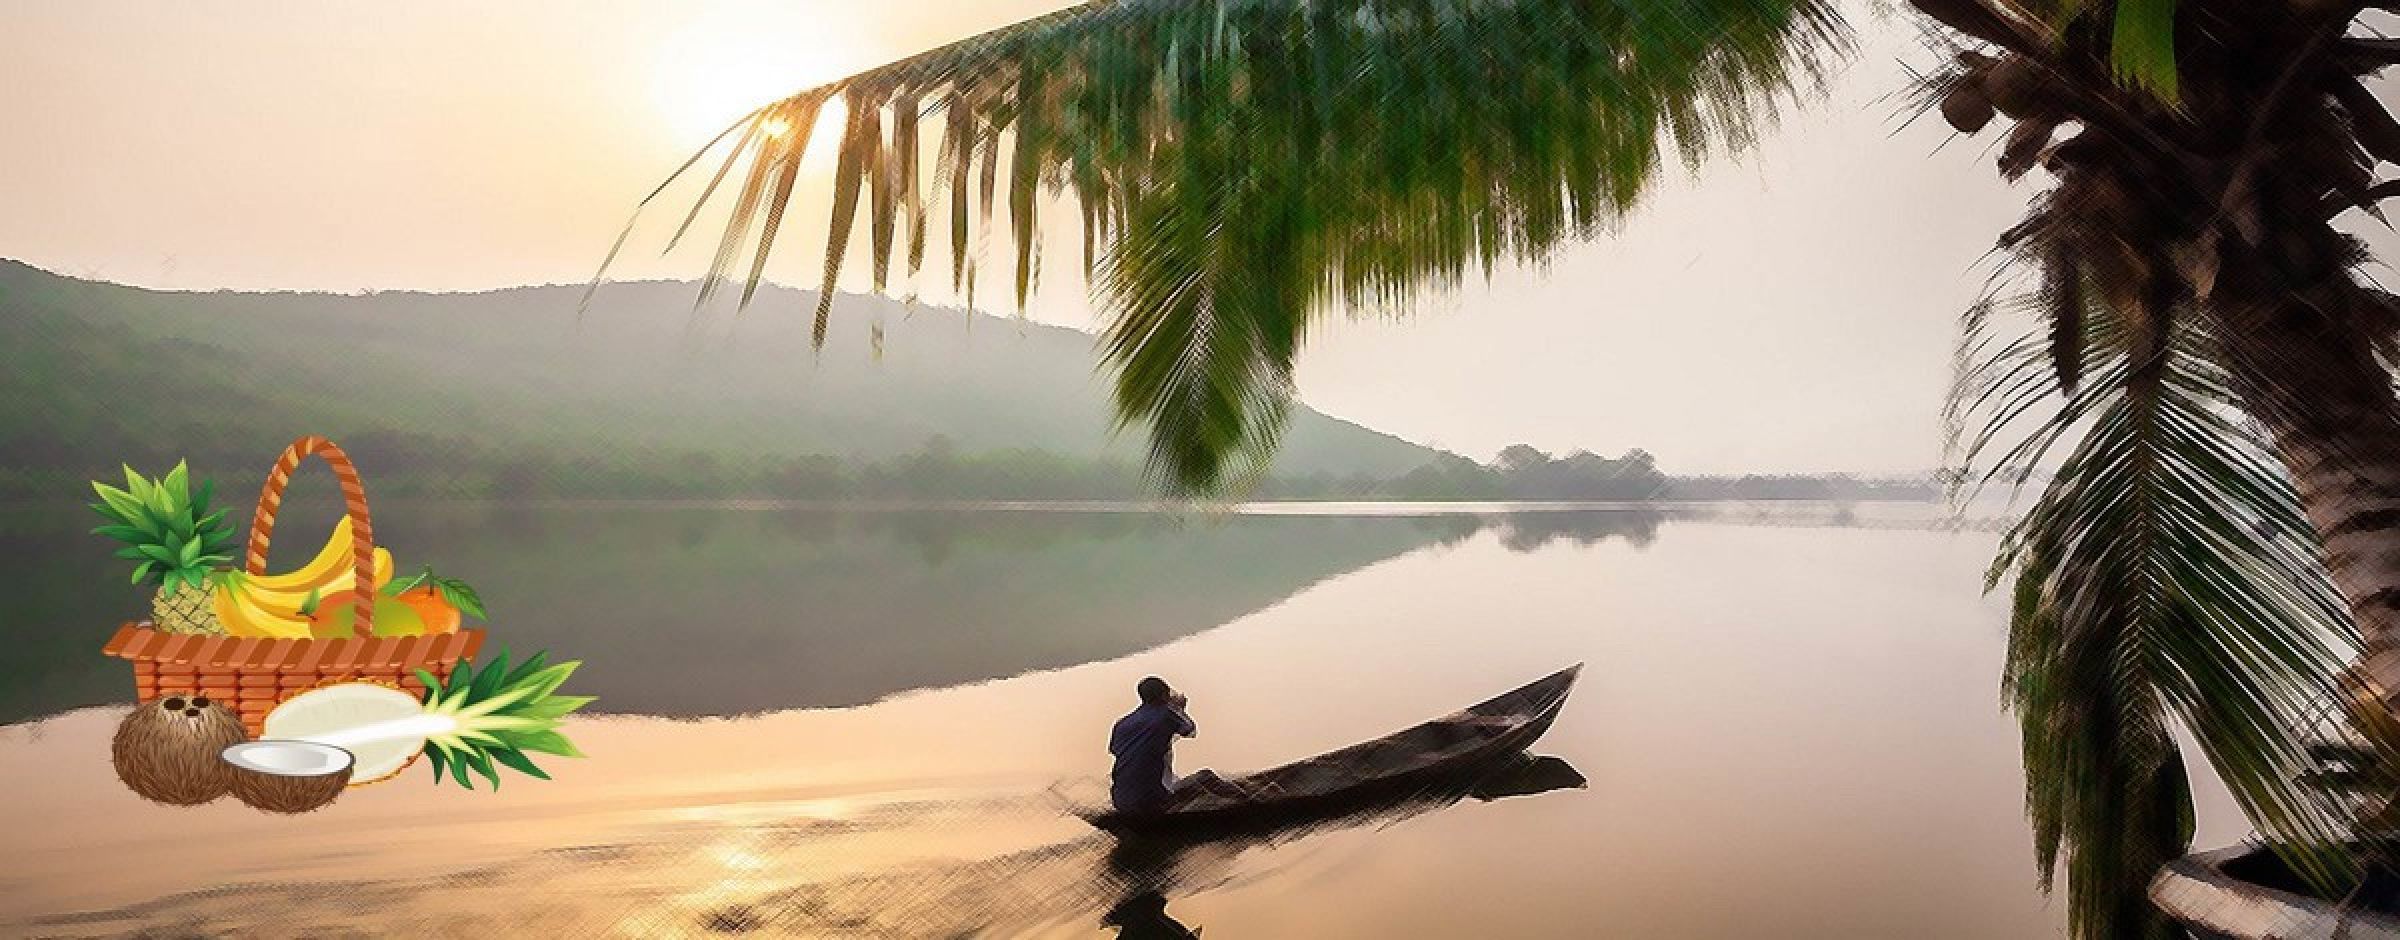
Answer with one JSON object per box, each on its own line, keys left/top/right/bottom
{"left": 1109, "top": 702, "right": 1195, "bottom": 813}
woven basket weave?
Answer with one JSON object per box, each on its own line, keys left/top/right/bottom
{"left": 100, "top": 435, "right": 484, "bottom": 737}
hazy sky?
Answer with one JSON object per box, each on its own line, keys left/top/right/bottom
{"left": 5, "top": 2, "right": 2094, "bottom": 474}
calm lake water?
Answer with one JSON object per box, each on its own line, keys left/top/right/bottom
{"left": 0, "top": 501, "right": 2249, "bottom": 937}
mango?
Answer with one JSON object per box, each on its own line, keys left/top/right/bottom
{"left": 308, "top": 593, "right": 428, "bottom": 638}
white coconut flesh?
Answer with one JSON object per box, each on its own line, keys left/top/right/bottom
{"left": 222, "top": 740, "right": 354, "bottom": 777}
{"left": 263, "top": 682, "right": 446, "bottom": 782}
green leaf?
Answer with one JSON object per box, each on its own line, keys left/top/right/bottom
{"left": 501, "top": 661, "right": 580, "bottom": 709}
{"left": 177, "top": 538, "right": 201, "bottom": 567}
{"left": 130, "top": 560, "right": 154, "bottom": 585}
{"left": 501, "top": 650, "right": 551, "bottom": 689}
{"left": 507, "top": 730, "right": 585, "bottom": 759}
{"left": 2111, "top": 0, "right": 2179, "bottom": 105}
{"left": 510, "top": 694, "right": 596, "bottom": 722}
{"left": 425, "top": 745, "right": 448, "bottom": 783}
{"left": 90, "top": 523, "right": 146, "bottom": 543}
{"left": 91, "top": 485, "right": 145, "bottom": 527}
{"left": 486, "top": 743, "right": 552, "bottom": 782}
{"left": 463, "top": 748, "right": 501, "bottom": 790}
{"left": 469, "top": 649, "right": 513, "bottom": 703}
{"left": 384, "top": 567, "right": 430, "bottom": 597}
{"left": 439, "top": 658, "right": 477, "bottom": 709}
{"left": 162, "top": 461, "right": 190, "bottom": 513}
{"left": 438, "top": 580, "right": 487, "bottom": 621}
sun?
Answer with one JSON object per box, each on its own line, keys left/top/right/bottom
{"left": 651, "top": 16, "right": 862, "bottom": 145}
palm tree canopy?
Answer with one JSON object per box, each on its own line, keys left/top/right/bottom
{"left": 601, "top": 0, "right": 1850, "bottom": 491}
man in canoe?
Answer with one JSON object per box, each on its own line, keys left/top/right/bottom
{"left": 1109, "top": 676, "right": 1249, "bottom": 814}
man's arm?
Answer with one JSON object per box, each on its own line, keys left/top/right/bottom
{"left": 1169, "top": 695, "right": 1196, "bottom": 737}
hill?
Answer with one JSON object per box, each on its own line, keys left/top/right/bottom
{"left": 0, "top": 261, "right": 1448, "bottom": 494}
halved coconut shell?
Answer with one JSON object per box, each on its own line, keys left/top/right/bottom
{"left": 223, "top": 740, "right": 354, "bottom": 814}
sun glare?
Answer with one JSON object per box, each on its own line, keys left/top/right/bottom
{"left": 761, "top": 117, "right": 793, "bottom": 139}
{"left": 651, "top": 15, "right": 864, "bottom": 145}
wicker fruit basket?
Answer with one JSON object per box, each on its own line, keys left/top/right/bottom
{"left": 101, "top": 435, "right": 483, "bottom": 737}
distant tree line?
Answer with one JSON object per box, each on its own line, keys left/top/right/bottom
{"left": 0, "top": 430, "right": 1935, "bottom": 503}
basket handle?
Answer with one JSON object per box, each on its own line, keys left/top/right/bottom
{"left": 245, "top": 435, "right": 375, "bottom": 638}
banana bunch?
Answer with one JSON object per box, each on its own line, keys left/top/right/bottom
{"left": 212, "top": 517, "right": 394, "bottom": 638}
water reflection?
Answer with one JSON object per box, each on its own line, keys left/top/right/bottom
{"left": 0, "top": 506, "right": 1475, "bottom": 721}
{"left": 0, "top": 505, "right": 2089, "bottom": 937}
{"left": 1492, "top": 510, "right": 1662, "bottom": 552}
{"left": 0, "top": 500, "right": 1981, "bottom": 726}
{"left": 1104, "top": 890, "right": 1199, "bottom": 939}
{"left": 1097, "top": 754, "right": 1586, "bottom": 938}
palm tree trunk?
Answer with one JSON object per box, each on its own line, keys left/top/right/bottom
{"left": 2220, "top": 290, "right": 2400, "bottom": 712}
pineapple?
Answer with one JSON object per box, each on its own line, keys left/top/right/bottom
{"left": 151, "top": 580, "right": 220, "bottom": 635}
{"left": 89, "top": 461, "right": 238, "bottom": 635}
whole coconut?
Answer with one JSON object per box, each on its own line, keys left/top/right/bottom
{"left": 1984, "top": 54, "right": 2057, "bottom": 120}
{"left": 1940, "top": 80, "right": 1996, "bottom": 135}
{"left": 111, "top": 694, "right": 246, "bottom": 806}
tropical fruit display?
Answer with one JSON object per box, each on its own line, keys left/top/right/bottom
{"left": 91, "top": 436, "right": 594, "bottom": 814}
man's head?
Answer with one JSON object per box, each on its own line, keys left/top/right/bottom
{"left": 1137, "top": 676, "right": 1171, "bottom": 705}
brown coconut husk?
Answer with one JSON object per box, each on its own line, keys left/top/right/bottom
{"left": 232, "top": 765, "right": 352, "bottom": 814}
{"left": 111, "top": 694, "right": 246, "bottom": 806}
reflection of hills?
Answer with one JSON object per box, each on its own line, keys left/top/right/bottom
{"left": 1486, "top": 510, "right": 1663, "bottom": 552}
{"left": 0, "top": 506, "right": 1478, "bottom": 722}
{"left": 0, "top": 501, "right": 1988, "bottom": 723}
{"left": 513, "top": 510, "right": 1472, "bottom": 716}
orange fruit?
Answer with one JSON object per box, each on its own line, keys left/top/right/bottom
{"left": 392, "top": 586, "right": 460, "bottom": 635}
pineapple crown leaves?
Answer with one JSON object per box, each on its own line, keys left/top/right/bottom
{"left": 88, "top": 461, "right": 236, "bottom": 589}
{"left": 413, "top": 648, "right": 593, "bottom": 791}
{"left": 384, "top": 566, "right": 489, "bottom": 621}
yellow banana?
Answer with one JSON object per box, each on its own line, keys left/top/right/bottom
{"left": 214, "top": 582, "right": 311, "bottom": 639}
{"left": 245, "top": 517, "right": 359, "bottom": 592}
{"left": 233, "top": 547, "right": 393, "bottom": 611}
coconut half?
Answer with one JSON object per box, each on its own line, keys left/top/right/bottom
{"left": 223, "top": 740, "right": 354, "bottom": 814}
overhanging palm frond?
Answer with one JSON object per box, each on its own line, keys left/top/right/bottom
{"left": 602, "top": 0, "right": 1849, "bottom": 492}
{"left": 1951, "top": 290, "right": 2364, "bottom": 937}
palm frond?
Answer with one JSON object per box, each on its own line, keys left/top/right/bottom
{"left": 605, "top": 0, "right": 1850, "bottom": 493}
{"left": 1973, "top": 0, "right": 2181, "bottom": 103}
{"left": 1953, "top": 286, "right": 2365, "bottom": 937}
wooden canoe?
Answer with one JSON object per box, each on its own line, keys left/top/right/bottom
{"left": 1085, "top": 664, "right": 1582, "bottom": 838}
